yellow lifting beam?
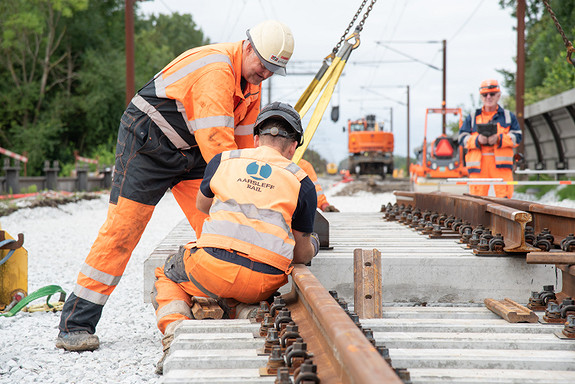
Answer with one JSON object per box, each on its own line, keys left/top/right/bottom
{"left": 290, "top": 0, "right": 377, "bottom": 164}
{"left": 292, "top": 33, "right": 359, "bottom": 165}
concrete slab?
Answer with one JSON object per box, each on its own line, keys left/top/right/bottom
{"left": 374, "top": 331, "right": 571, "bottom": 350}
{"left": 370, "top": 306, "right": 575, "bottom": 383}
{"left": 161, "top": 369, "right": 274, "bottom": 384}
{"left": 161, "top": 303, "right": 574, "bottom": 382}
{"left": 362, "top": 318, "right": 564, "bottom": 334}
{"left": 143, "top": 213, "right": 561, "bottom": 305}
{"left": 408, "top": 369, "right": 575, "bottom": 384}
{"left": 389, "top": 348, "right": 575, "bottom": 370}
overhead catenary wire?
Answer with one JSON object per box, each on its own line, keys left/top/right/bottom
{"left": 449, "top": 0, "right": 487, "bottom": 41}
{"left": 291, "top": 0, "right": 377, "bottom": 164}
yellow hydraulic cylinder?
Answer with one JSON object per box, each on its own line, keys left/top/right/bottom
{"left": 0, "top": 225, "right": 28, "bottom": 308}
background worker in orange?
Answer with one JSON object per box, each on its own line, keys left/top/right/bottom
{"left": 458, "top": 79, "right": 522, "bottom": 198}
{"left": 56, "top": 20, "right": 295, "bottom": 352}
{"left": 152, "top": 102, "right": 319, "bottom": 374}
{"left": 298, "top": 159, "right": 340, "bottom": 212}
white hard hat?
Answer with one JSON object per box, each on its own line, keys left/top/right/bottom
{"left": 246, "top": 20, "right": 294, "bottom": 76}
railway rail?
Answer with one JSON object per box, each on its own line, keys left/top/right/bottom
{"left": 147, "top": 191, "right": 575, "bottom": 383}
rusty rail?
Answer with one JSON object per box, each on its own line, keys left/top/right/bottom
{"left": 284, "top": 264, "right": 402, "bottom": 384}
{"left": 469, "top": 195, "right": 575, "bottom": 246}
{"left": 393, "top": 191, "right": 575, "bottom": 305}
{"left": 394, "top": 191, "right": 538, "bottom": 253}
{"left": 484, "top": 298, "right": 538, "bottom": 323}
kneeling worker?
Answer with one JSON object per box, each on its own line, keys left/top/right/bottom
{"left": 152, "top": 102, "right": 320, "bottom": 374}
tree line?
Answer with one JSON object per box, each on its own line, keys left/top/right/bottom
{"left": 499, "top": 0, "right": 575, "bottom": 107}
{"left": 0, "top": 0, "right": 208, "bottom": 175}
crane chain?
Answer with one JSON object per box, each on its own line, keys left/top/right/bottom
{"left": 332, "top": 0, "right": 377, "bottom": 57}
{"left": 356, "top": 0, "right": 376, "bottom": 33}
{"left": 542, "top": 0, "right": 575, "bottom": 66}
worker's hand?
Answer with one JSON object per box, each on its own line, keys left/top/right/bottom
{"left": 310, "top": 232, "right": 320, "bottom": 257}
{"left": 487, "top": 134, "right": 499, "bottom": 146}
{"left": 323, "top": 205, "right": 340, "bottom": 212}
{"left": 477, "top": 134, "right": 488, "bottom": 145}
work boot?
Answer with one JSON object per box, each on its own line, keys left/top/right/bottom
{"left": 155, "top": 319, "right": 183, "bottom": 375}
{"left": 235, "top": 303, "right": 259, "bottom": 320}
{"left": 56, "top": 331, "right": 100, "bottom": 352}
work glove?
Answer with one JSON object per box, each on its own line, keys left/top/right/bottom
{"left": 323, "top": 204, "right": 340, "bottom": 212}
{"left": 310, "top": 232, "right": 320, "bottom": 257}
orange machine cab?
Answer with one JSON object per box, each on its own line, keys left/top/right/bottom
{"left": 347, "top": 115, "right": 394, "bottom": 177}
{"left": 410, "top": 107, "right": 468, "bottom": 181}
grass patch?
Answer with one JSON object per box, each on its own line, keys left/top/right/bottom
{"left": 515, "top": 174, "right": 557, "bottom": 198}
{"left": 557, "top": 181, "right": 575, "bottom": 201}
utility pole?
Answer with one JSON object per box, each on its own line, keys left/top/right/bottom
{"left": 516, "top": 0, "right": 526, "bottom": 158}
{"left": 406, "top": 85, "right": 410, "bottom": 173}
{"left": 125, "top": 0, "right": 135, "bottom": 106}
{"left": 375, "top": 41, "right": 446, "bottom": 134}
{"left": 442, "top": 39, "right": 447, "bottom": 134}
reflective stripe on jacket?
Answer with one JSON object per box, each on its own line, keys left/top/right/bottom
{"left": 133, "top": 41, "right": 260, "bottom": 162}
{"left": 458, "top": 105, "right": 521, "bottom": 173}
{"left": 196, "top": 146, "right": 308, "bottom": 272}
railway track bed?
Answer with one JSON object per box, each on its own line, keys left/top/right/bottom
{"left": 161, "top": 306, "right": 575, "bottom": 383}
{"left": 145, "top": 191, "right": 575, "bottom": 383}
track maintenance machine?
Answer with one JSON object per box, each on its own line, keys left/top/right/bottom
{"left": 346, "top": 114, "right": 394, "bottom": 177}
{"left": 410, "top": 107, "right": 468, "bottom": 192}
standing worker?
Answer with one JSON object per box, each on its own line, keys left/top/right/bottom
{"left": 152, "top": 102, "right": 319, "bottom": 374}
{"left": 298, "top": 159, "right": 339, "bottom": 212}
{"left": 56, "top": 20, "right": 295, "bottom": 352}
{"left": 458, "top": 79, "right": 522, "bottom": 198}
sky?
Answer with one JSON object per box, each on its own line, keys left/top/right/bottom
{"left": 137, "top": 0, "right": 518, "bottom": 164}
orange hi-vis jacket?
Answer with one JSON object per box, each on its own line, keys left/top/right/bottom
{"left": 133, "top": 41, "right": 260, "bottom": 162}
{"left": 458, "top": 105, "right": 522, "bottom": 173}
{"left": 298, "top": 159, "right": 328, "bottom": 210}
{"left": 196, "top": 146, "right": 309, "bottom": 273}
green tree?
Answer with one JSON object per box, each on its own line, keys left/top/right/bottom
{"left": 0, "top": 0, "right": 89, "bottom": 172}
{"left": 498, "top": 0, "right": 575, "bottom": 103}
{"left": 0, "top": 1, "right": 208, "bottom": 175}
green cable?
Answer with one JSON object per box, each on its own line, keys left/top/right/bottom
{"left": 0, "top": 285, "right": 66, "bottom": 317}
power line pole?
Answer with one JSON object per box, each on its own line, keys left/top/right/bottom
{"left": 125, "top": 0, "right": 135, "bottom": 106}
{"left": 516, "top": 0, "right": 526, "bottom": 158}
{"left": 407, "top": 85, "right": 410, "bottom": 173}
{"left": 442, "top": 39, "right": 447, "bottom": 134}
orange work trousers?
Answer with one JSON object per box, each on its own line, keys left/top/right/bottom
{"left": 469, "top": 153, "right": 514, "bottom": 198}
{"left": 154, "top": 246, "right": 288, "bottom": 334}
{"left": 78, "top": 180, "right": 206, "bottom": 306}
{"left": 60, "top": 105, "right": 211, "bottom": 335}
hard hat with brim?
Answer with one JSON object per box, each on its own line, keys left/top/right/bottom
{"left": 246, "top": 20, "right": 294, "bottom": 76}
{"left": 479, "top": 79, "right": 501, "bottom": 94}
{"left": 254, "top": 102, "right": 303, "bottom": 147}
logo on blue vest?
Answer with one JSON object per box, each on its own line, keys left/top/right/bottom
{"left": 246, "top": 161, "right": 272, "bottom": 181}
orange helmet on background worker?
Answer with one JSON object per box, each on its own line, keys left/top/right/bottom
{"left": 247, "top": 20, "right": 294, "bottom": 76}
{"left": 479, "top": 79, "right": 501, "bottom": 94}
